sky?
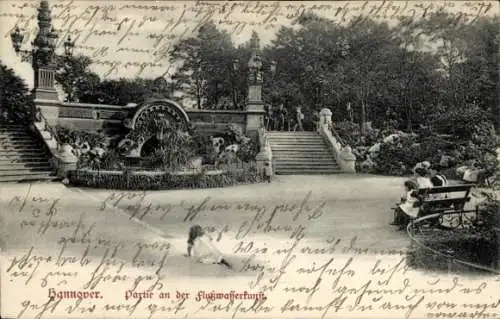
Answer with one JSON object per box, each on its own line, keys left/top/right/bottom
{"left": 0, "top": 0, "right": 498, "bottom": 88}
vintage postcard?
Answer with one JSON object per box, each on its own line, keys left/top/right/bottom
{"left": 0, "top": 0, "right": 499, "bottom": 318}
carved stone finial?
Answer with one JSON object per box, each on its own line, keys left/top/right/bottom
{"left": 33, "top": 0, "right": 57, "bottom": 67}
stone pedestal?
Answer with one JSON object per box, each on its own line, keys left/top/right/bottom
{"left": 256, "top": 148, "right": 272, "bottom": 176}
{"left": 36, "top": 99, "right": 61, "bottom": 127}
{"left": 245, "top": 112, "right": 264, "bottom": 142}
{"left": 339, "top": 145, "right": 357, "bottom": 173}
{"left": 56, "top": 144, "right": 78, "bottom": 179}
{"left": 246, "top": 95, "right": 265, "bottom": 143}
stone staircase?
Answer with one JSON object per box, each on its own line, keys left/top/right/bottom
{"left": 268, "top": 131, "right": 342, "bottom": 175}
{"left": 0, "top": 123, "right": 56, "bottom": 182}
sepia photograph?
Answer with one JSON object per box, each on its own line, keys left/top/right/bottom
{"left": 0, "top": 1, "right": 499, "bottom": 318}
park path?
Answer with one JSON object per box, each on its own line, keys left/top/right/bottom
{"left": 1, "top": 175, "right": 496, "bottom": 319}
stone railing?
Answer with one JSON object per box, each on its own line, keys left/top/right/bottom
{"left": 33, "top": 110, "right": 61, "bottom": 155}
{"left": 32, "top": 110, "right": 78, "bottom": 179}
{"left": 317, "top": 108, "right": 356, "bottom": 173}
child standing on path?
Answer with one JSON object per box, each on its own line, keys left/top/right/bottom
{"left": 264, "top": 161, "right": 272, "bottom": 183}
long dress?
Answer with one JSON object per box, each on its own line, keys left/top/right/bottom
{"left": 399, "top": 190, "right": 419, "bottom": 218}
{"left": 192, "top": 234, "right": 223, "bottom": 264}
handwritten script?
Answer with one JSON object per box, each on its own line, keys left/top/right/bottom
{"left": 0, "top": 0, "right": 497, "bottom": 78}
{"left": 1, "top": 183, "right": 498, "bottom": 318}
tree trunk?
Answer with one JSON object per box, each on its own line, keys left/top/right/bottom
{"left": 494, "top": 103, "right": 500, "bottom": 134}
{"left": 361, "top": 100, "right": 366, "bottom": 136}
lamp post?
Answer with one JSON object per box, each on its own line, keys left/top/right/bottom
{"left": 63, "top": 35, "right": 75, "bottom": 56}
{"left": 232, "top": 58, "right": 240, "bottom": 109}
{"left": 10, "top": 0, "right": 61, "bottom": 101}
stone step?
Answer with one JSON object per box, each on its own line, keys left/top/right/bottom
{"left": 0, "top": 149, "right": 47, "bottom": 159}
{"left": 0, "top": 162, "right": 51, "bottom": 169}
{"left": 0, "top": 136, "right": 33, "bottom": 143}
{"left": 272, "top": 149, "right": 331, "bottom": 153}
{"left": 271, "top": 147, "right": 330, "bottom": 151}
{"left": 274, "top": 161, "right": 337, "bottom": 165}
{"left": 270, "top": 142, "right": 326, "bottom": 146}
{"left": 274, "top": 163, "right": 340, "bottom": 171}
{"left": 274, "top": 161, "right": 338, "bottom": 166}
{"left": 268, "top": 134, "right": 322, "bottom": 137}
{"left": 267, "top": 132, "right": 318, "bottom": 135}
{"left": 275, "top": 165, "right": 341, "bottom": 169}
{"left": 0, "top": 158, "right": 49, "bottom": 164}
{"left": 0, "top": 125, "right": 55, "bottom": 182}
{"left": 0, "top": 141, "right": 42, "bottom": 147}
{"left": 0, "top": 167, "right": 53, "bottom": 176}
{"left": 273, "top": 152, "right": 335, "bottom": 160}
{"left": 0, "top": 128, "right": 28, "bottom": 133}
{"left": 268, "top": 137, "right": 324, "bottom": 141}
{"left": 270, "top": 143, "right": 325, "bottom": 146}
{"left": 0, "top": 172, "right": 55, "bottom": 183}
{"left": 0, "top": 145, "right": 45, "bottom": 151}
{"left": 275, "top": 171, "right": 343, "bottom": 175}
{"left": 0, "top": 124, "right": 26, "bottom": 128}
{"left": 275, "top": 155, "right": 336, "bottom": 159}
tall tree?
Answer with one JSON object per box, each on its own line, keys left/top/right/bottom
{"left": 55, "top": 54, "right": 100, "bottom": 102}
{"left": 0, "top": 61, "right": 33, "bottom": 121}
{"left": 170, "top": 22, "right": 235, "bottom": 109}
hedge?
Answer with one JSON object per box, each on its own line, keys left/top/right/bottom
{"left": 68, "top": 168, "right": 264, "bottom": 190}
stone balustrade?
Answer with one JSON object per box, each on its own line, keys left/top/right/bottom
{"left": 317, "top": 108, "right": 356, "bottom": 173}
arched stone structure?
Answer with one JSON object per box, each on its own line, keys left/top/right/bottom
{"left": 127, "top": 99, "right": 190, "bottom": 131}
{"left": 119, "top": 99, "right": 191, "bottom": 158}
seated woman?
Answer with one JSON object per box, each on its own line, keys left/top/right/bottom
{"left": 414, "top": 166, "right": 433, "bottom": 189}
{"left": 429, "top": 174, "right": 448, "bottom": 199}
{"left": 390, "top": 180, "right": 419, "bottom": 230}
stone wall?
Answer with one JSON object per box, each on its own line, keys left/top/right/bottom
{"left": 187, "top": 110, "right": 247, "bottom": 136}
{"left": 36, "top": 100, "right": 263, "bottom": 139}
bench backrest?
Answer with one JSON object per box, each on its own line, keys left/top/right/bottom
{"left": 417, "top": 184, "right": 475, "bottom": 213}
{"left": 415, "top": 184, "right": 475, "bottom": 196}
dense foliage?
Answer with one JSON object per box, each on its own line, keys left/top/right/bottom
{"left": 68, "top": 168, "right": 263, "bottom": 190}
{"left": 0, "top": 61, "right": 34, "bottom": 122}
{"left": 51, "top": 13, "right": 499, "bottom": 133}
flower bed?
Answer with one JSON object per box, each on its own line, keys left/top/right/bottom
{"left": 67, "top": 167, "right": 263, "bottom": 190}
{"left": 406, "top": 230, "right": 498, "bottom": 273}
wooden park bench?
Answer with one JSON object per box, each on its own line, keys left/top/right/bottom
{"left": 391, "top": 184, "right": 476, "bottom": 229}
{"left": 413, "top": 184, "right": 477, "bottom": 228}
{"left": 415, "top": 184, "right": 475, "bottom": 215}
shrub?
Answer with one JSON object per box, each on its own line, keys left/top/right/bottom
{"left": 67, "top": 168, "right": 263, "bottom": 190}
{"left": 429, "top": 105, "right": 491, "bottom": 140}
{"left": 191, "top": 132, "right": 218, "bottom": 164}
{"left": 371, "top": 135, "right": 418, "bottom": 175}
{"left": 56, "top": 125, "right": 106, "bottom": 148}
{"left": 236, "top": 140, "right": 258, "bottom": 162}
{"left": 151, "top": 130, "right": 196, "bottom": 171}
